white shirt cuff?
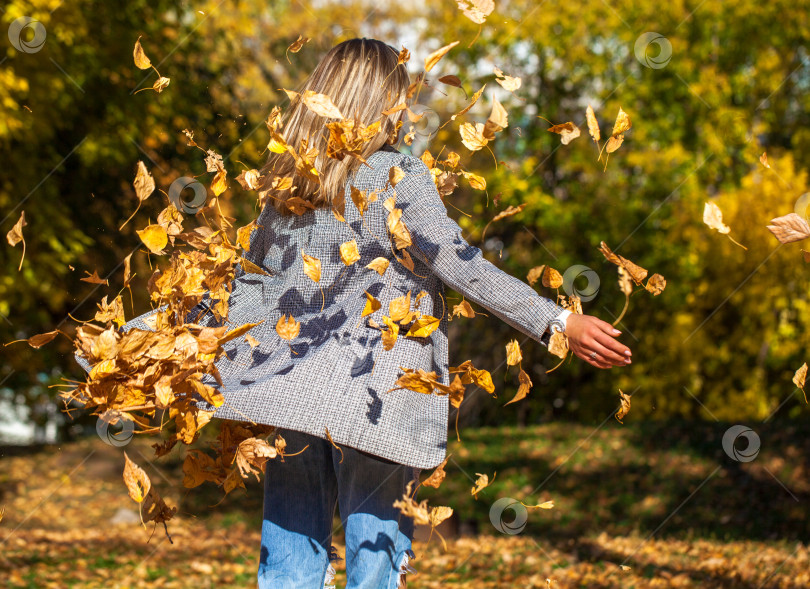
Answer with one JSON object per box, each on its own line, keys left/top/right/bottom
{"left": 554, "top": 308, "right": 572, "bottom": 326}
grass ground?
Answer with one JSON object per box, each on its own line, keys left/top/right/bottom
{"left": 1, "top": 421, "right": 808, "bottom": 588}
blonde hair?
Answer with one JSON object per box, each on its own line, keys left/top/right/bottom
{"left": 260, "top": 38, "right": 410, "bottom": 215}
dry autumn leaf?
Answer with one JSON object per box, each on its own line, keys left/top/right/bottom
{"left": 483, "top": 96, "right": 508, "bottom": 140}
{"left": 505, "top": 339, "right": 522, "bottom": 366}
{"left": 422, "top": 456, "right": 450, "bottom": 489}
{"left": 425, "top": 41, "right": 460, "bottom": 72}
{"left": 340, "top": 239, "right": 361, "bottom": 266}
{"left": 767, "top": 213, "right": 810, "bottom": 244}
{"left": 456, "top": 0, "right": 494, "bottom": 24}
{"left": 793, "top": 362, "right": 808, "bottom": 404}
{"left": 615, "top": 389, "right": 632, "bottom": 423}
{"left": 405, "top": 315, "right": 441, "bottom": 338}
{"left": 302, "top": 90, "right": 344, "bottom": 119}
{"left": 133, "top": 36, "right": 152, "bottom": 70}
{"left": 471, "top": 472, "right": 495, "bottom": 499}
{"left": 586, "top": 105, "right": 601, "bottom": 143}
{"left": 704, "top": 202, "right": 747, "bottom": 249}
{"left": 275, "top": 315, "right": 300, "bottom": 341}
{"left": 286, "top": 35, "right": 310, "bottom": 62}
{"left": 546, "top": 121, "right": 581, "bottom": 145}
{"left": 366, "top": 257, "right": 389, "bottom": 275}
{"left": 362, "top": 291, "right": 382, "bottom": 317}
{"left": 598, "top": 241, "right": 649, "bottom": 285}
{"left": 494, "top": 67, "right": 521, "bottom": 92}
{"left": 120, "top": 161, "right": 156, "bottom": 230}
{"left": 301, "top": 250, "right": 321, "bottom": 282}
{"left": 6, "top": 211, "right": 27, "bottom": 271}
{"left": 548, "top": 331, "right": 569, "bottom": 359}
{"left": 136, "top": 224, "right": 168, "bottom": 254}
{"left": 460, "top": 122, "right": 488, "bottom": 151}
{"left": 389, "top": 291, "right": 412, "bottom": 323}
{"left": 452, "top": 300, "right": 475, "bottom": 319}
{"left": 505, "top": 369, "right": 533, "bottom": 406}
{"left": 645, "top": 273, "right": 667, "bottom": 296}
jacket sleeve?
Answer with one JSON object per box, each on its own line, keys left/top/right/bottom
{"left": 378, "top": 154, "right": 567, "bottom": 347}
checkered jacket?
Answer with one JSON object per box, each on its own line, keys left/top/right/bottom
{"left": 75, "top": 144, "right": 566, "bottom": 469}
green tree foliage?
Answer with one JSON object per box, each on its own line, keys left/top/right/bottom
{"left": 410, "top": 0, "right": 810, "bottom": 423}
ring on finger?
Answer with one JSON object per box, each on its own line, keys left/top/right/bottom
{"left": 589, "top": 351, "right": 598, "bottom": 359}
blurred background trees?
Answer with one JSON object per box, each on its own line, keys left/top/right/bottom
{"left": 1, "top": 0, "right": 808, "bottom": 441}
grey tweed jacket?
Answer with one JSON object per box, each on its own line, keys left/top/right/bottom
{"left": 75, "top": 144, "right": 566, "bottom": 469}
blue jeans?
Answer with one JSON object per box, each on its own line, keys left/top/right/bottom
{"left": 258, "top": 429, "right": 420, "bottom": 588}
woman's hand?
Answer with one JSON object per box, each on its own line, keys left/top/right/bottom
{"left": 564, "top": 314, "right": 632, "bottom": 369}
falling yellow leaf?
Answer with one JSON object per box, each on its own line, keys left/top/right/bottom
{"left": 704, "top": 202, "right": 747, "bottom": 249}
{"left": 598, "top": 241, "right": 649, "bottom": 285}
{"left": 388, "top": 166, "right": 405, "bottom": 189}
{"left": 645, "top": 273, "right": 667, "bottom": 295}
{"left": 456, "top": 0, "right": 494, "bottom": 23}
{"left": 586, "top": 105, "right": 600, "bottom": 143}
{"left": 136, "top": 224, "right": 168, "bottom": 254}
{"left": 389, "top": 291, "right": 412, "bottom": 323}
{"left": 405, "top": 315, "right": 441, "bottom": 338}
{"left": 6, "top": 211, "right": 27, "bottom": 271}
{"left": 340, "top": 239, "right": 360, "bottom": 266}
{"left": 548, "top": 331, "right": 569, "bottom": 359}
{"left": 605, "top": 134, "right": 624, "bottom": 153}
{"left": 505, "top": 339, "right": 522, "bottom": 366}
{"left": 275, "top": 315, "right": 300, "bottom": 341}
{"left": 422, "top": 456, "right": 450, "bottom": 488}
{"left": 301, "top": 250, "right": 321, "bottom": 282}
{"left": 793, "top": 362, "right": 808, "bottom": 404}
{"left": 542, "top": 266, "right": 563, "bottom": 289}
{"left": 471, "top": 472, "right": 496, "bottom": 499}
{"left": 397, "top": 46, "right": 410, "bottom": 65}
{"left": 301, "top": 90, "right": 344, "bottom": 119}
{"left": 287, "top": 35, "right": 310, "bottom": 55}
{"left": 483, "top": 96, "right": 508, "bottom": 140}
{"left": 767, "top": 213, "right": 810, "bottom": 244}
{"left": 546, "top": 121, "right": 581, "bottom": 145}
{"left": 133, "top": 36, "right": 152, "bottom": 70}
{"left": 611, "top": 107, "right": 632, "bottom": 136}
{"left": 494, "top": 67, "right": 521, "bottom": 92}
{"left": 211, "top": 167, "right": 228, "bottom": 197}
{"left": 460, "top": 122, "right": 489, "bottom": 151}
{"left": 760, "top": 152, "right": 770, "bottom": 168}
{"left": 425, "top": 41, "right": 460, "bottom": 72}
{"left": 366, "top": 257, "right": 389, "bottom": 275}
{"left": 381, "top": 316, "right": 400, "bottom": 351}
{"left": 452, "top": 300, "right": 475, "bottom": 319}
{"left": 362, "top": 291, "right": 382, "bottom": 317}
{"left": 504, "top": 369, "right": 532, "bottom": 405}
{"left": 615, "top": 389, "right": 632, "bottom": 423}
{"left": 152, "top": 76, "right": 170, "bottom": 93}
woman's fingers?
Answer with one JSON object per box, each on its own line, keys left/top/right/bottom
{"left": 572, "top": 346, "right": 613, "bottom": 368}
{"left": 591, "top": 333, "right": 631, "bottom": 364}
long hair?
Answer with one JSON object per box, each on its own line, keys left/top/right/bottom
{"left": 260, "top": 38, "right": 410, "bottom": 215}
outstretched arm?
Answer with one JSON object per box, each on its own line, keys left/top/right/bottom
{"left": 381, "top": 155, "right": 632, "bottom": 368}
